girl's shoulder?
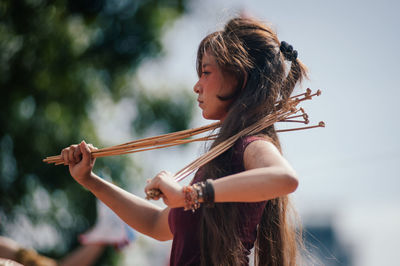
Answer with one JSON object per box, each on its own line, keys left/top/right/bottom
{"left": 232, "top": 135, "right": 275, "bottom": 170}
{"left": 235, "top": 135, "right": 273, "bottom": 153}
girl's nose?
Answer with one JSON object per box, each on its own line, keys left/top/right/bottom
{"left": 193, "top": 81, "right": 200, "bottom": 93}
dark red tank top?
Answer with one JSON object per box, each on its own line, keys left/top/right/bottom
{"left": 168, "top": 136, "right": 269, "bottom": 265}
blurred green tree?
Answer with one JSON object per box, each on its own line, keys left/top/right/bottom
{"left": 0, "top": 0, "right": 192, "bottom": 264}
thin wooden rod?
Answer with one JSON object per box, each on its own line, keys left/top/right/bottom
{"left": 43, "top": 89, "right": 323, "bottom": 170}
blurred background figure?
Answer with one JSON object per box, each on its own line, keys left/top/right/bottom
{"left": 0, "top": 200, "right": 135, "bottom": 266}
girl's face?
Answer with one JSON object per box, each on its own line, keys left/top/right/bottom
{"left": 193, "top": 52, "right": 237, "bottom": 121}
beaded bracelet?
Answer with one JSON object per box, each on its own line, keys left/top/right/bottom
{"left": 182, "top": 179, "right": 215, "bottom": 212}
{"left": 183, "top": 185, "right": 200, "bottom": 212}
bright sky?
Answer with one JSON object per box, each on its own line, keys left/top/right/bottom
{"left": 95, "top": 1, "right": 400, "bottom": 265}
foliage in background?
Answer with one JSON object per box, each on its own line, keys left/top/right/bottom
{"left": 0, "top": 0, "right": 191, "bottom": 264}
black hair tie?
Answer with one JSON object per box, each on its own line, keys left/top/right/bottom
{"left": 280, "top": 41, "right": 298, "bottom": 62}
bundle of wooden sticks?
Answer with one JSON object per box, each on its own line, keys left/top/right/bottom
{"left": 43, "top": 88, "right": 324, "bottom": 191}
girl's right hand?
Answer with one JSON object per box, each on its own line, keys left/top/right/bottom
{"left": 60, "top": 141, "right": 97, "bottom": 185}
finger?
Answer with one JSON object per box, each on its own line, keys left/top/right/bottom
{"left": 87, "top": 143, "right": 98, "bottom": 151}
{"left": 144, "top": 182, "right": 154, "bottom": 193}
{"left": 68, "top": 145, "right": 75, "bottom": 163}
{"left": 144, "top": 180, "right": 160, "bottom": 196}
{"left": 61, "top": 148, "right": 70, "bottom": 165}
{"left": 159, "top": 170, "right": 173, "bottom": 179}
{"left": 73, "top": 145, "right": 82, "bottom": 162}
{"left": 79, "top": 140, "right": 91, "bottom": 165}
{"left": 86, "top": 143, "right": 97, "bottom": 164}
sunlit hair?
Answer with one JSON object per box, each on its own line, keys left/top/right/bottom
{"left": 196, "top": 17, "right": 308, "bottom": 266}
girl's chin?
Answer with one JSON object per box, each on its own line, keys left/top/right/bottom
{"left": 202, "top": 112, "right": 210, "bottom": 119}
{"left": 202, "top": 113, "right": 213, "bottom": 120}
{"left": 202, "top": 112, "right": 222, "bottom": 121}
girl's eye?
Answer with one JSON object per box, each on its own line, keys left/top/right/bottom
{"left": 202, "top": 71, "right": 210, "bottom": 76}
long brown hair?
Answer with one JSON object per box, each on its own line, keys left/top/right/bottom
{"left": 196, "top": 17, "right": 308, "bottom": 265}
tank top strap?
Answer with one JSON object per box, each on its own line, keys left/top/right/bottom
{"left": 237, "top": 135, "right": 273, "bottom": 155}
{"left": 232, "top": 135, "right": 273, "bottom": 172}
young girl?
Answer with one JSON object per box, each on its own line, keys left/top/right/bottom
{"left": 61, "top": 17, "right": 307, "bottom": 265}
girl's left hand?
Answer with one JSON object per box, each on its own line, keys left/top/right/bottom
{"left": 144, "top": 171, "right": 185, "bottom": 208}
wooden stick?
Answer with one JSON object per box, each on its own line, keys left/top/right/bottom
{"left": 43, "top": 89, "right": 323, "bottom": 180}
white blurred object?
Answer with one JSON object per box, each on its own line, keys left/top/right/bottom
{"left": 79, "top": 200, "right": 136, "bottom": 249}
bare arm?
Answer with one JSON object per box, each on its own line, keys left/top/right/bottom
{"left": 61, "top": 141, "right": 172, "bottom": 241}
{"left": 212, "top": 140, "right": 298, "bottom": 202}
{"left": 145, "top": 139, "right": 298, "bottom": 206}
{"left": 83, "top": 174, "right": 172, "bottom": 241}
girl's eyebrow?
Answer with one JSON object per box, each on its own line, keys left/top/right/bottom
{"left": 202, "top": 63, "right": 211, "bottom": 68}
